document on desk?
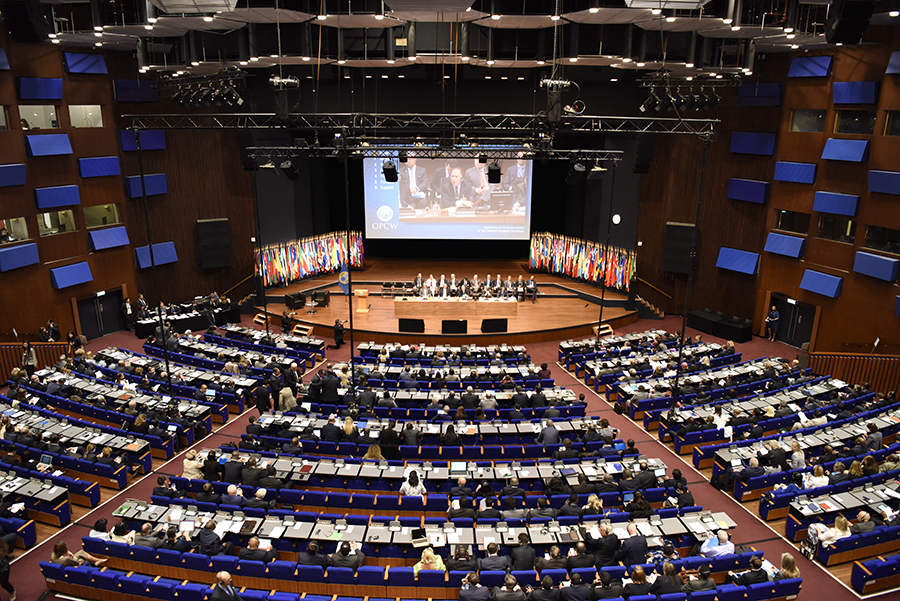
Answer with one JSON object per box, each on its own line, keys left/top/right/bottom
{"left": 214, "top": 521, "right": 232, "bottom": 539}
{"left": 636, "top": 523, "right": 654, "bottom": 536}
{"left": 269, "top": 526, "right": 285, "bottom": 539}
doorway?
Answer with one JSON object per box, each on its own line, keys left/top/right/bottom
{"left": 77, "top": 289, "right": 125, "bottom": 340}
{"left": 769, "top": 293, "right": 817, "bottom": 349}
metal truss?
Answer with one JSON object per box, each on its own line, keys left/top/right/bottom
{"left": 247, "top": 145, "right": 625, "bottom": 162}
{"left": 123, "top": 112, "right": 718, "bottom": 136}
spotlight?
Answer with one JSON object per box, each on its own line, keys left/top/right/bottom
{"left": 487, "top": 161, "right": 501, "bottom": 184}
{"left": 707, "top": 90, "right": 721, "bottom": 108}
{"left": 382, "top": 160, "right": 398, "bottom": 182}
{"left": 478, "top": 154, "right": 487, "bottom": 164}
{"left": 398, "top": 151, "right": 408, "bottom": 164}
{"left": 269, "top": 76, "right": 300, "bottom": 88}
{"left": 224, "top": 87, "right": 244, "bottom": 106}
{"left": 275, "top": 159, "right": 300, "bottom": 181}
{"left": 171, "top": 89, "right": 185, "bottom": 103}
{"left": 573, "top": 161, "right": 586, "bottom": 172}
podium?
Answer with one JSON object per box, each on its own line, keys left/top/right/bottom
{"left": 354, "top": 289, "right": 369, "bottom": 313}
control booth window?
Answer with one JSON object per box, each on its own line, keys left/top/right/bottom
{"left": 18, "top": 105, "right": 59, "bottom": 130}
{"left": 864, "top": 225, "right": 900, "bottom": 255}
{"left": 817, "top": 215, "right": 856, "bottom": 244}
{"left": 835, "top": 110, "right": 876, "bottom": 135}
{"left": 1, "top": 217, "right": 28, "bottom": 242}
{"left": 774, "top": 210, "right": 811, "bottom": 235}
{"left": 68, "top": 105, "right": 103, "bottom": 128}
{"left": 887, "top": 112, "right": 900, "bottom": 137}
{"left": 791, "top": 109, "right": 827, "bottom": 133}
{"left": 37, "top": 209, "right": 77, "bottom": 236}
{"left": 84, "top": 204, "right": 120, "bottom": 228}
{"left": 0, "top": 107, "right": 7, "bottom": 130}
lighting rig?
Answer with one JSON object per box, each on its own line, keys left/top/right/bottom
{"left": 638, "top": 72, "right": 741, "bottom": 113}
{"left": 160, "top": 67, "right": 246, "bottom": 108}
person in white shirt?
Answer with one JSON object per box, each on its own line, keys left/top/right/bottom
{"left": 399, "top": 471, "right": 427, "bottom": 497}
{"left": 806, "top": 465, "right": 829, "bottom": 489}
{"left": 699, "top": 530, "right": 735, "bottom": 558}
{"left": 817, "top": 515, "right": 851, "bottom": 545}
{"left": 88, "top": 518, "right": 111, "bottom": 541}
{"left": 425, "top": 274, "right": 437, "bottom": 297}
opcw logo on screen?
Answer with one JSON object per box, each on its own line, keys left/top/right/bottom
{"left": 376, "top": 205, "right": 394, "bottom": 221}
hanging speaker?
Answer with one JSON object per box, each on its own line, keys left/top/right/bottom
{"left": 197, "top": 218, "right": 232, "bottom": 269}
{"left": 0, "top": 0, "right": 52, "bottom": 42}
{"left": 661, "top": 222, "right": 694, "bottom": 274}
{"left": 824, "top": 0, "right": 875, "bottom": 44}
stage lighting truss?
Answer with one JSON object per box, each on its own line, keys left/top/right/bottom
{"left": 163, "top": 67, "right": 246, "bottom": 108}
{"left": 638, "top": 71, "right": 738, "bottom": 113}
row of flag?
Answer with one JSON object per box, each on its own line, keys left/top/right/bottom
{"left": 529, "top": 232, "right": 637, "bottom": 291}
{"left": 254, "top": 231, "right": 365, "bottom": 288}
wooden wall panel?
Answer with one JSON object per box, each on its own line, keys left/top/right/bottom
{"left": 0, "top": 343, "right": 70, "bottom": 380}
{"left": 810, "top": 353, "right": 900, "bottom": 393}
{"left": 0, "top": 31, "right": 138, "bottom": 342}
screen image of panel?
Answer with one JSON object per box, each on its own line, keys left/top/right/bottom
{"left": 363, "top": 152, "right": 533, "bottom": 240}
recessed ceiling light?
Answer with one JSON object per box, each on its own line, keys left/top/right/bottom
{"left": 144, "top": 24, "right": 153, "bottom": 29}
{"left": 891, "top": 9, "right": 900, "bottom": 16}
{"left": 337, "top": 59, "right": 346, "bottom": 64}
{"left": 344, "top": 74, "right": 350, "bottom": 78}
{"left": 410, "top": 56, "right": 417, "bottom": 60}
{"left": 501, "top": 76, "right": 508, "bottom": 79}
{"left": 444, "top": 74, "right": 450, "bottom": 78}
{"left": 94, "top": 25, "right": 103, "bottom": 31}
{"left": 786, "top": 33, "right": 796, "bottom": 38}
{"left": 791, "top": 43, "right": 800, "bottom": 48}
{"left": 492, "top": 13, "right": 501, "bottom": 20}
{"left": 239, "top": 60, "right": 248, "bottom": 65}
{"left": 723, "top": 17, "right": 732, "bottom": 24}
{"left": 836, "top": 42, "right": 843, "bottom": 45}
{"left": 636, "top": 61, "right": 645, "bottom": 66}
{"left": 686, "top": 62, "right": 695, "bottom": 67}
{"left": 381, "top": 74, "right": 388, "bottom": 78}
{"left": 518, "top": 76, "right": 525, "bottom": 80}
{"left": 191, "top": 60, "right": 200, "bottom": 66}
{"left": 551, "top": 14, "right": 560, "bottom": 20}
{"left": 48, "top": 33, "right": 56, "bottom": 38}
{"left": 536, "top": 60, "right": 545, "bottom": 65}
{"left": 398, "top": 74, "right": 405, "bottom": 78}
{"left": 666, "top": 16, "right": 676, "bottom": 22}
{"left": 148, "top": 16, "right": 157, "bottom": 22}
{"left": 270, "top": 54, "right": 278, "bottom": 57}
{"left": 651, "top": 8, "right": 662, "bottom": 14}
{"left": 610, "top": 78, "right": 618, "bottom": 81}
{"left": 569, "top": 57, "right": 578, "bottom": 62}
{"left": 744, "top": 71, "right": 752, "bottom": 75}
{"left": 51, "top": 38, "right": 60, "bottom": 43}
{"left": 250, "top": 57, "right": 259, "bottom": 61}
{"left": 462, "top": 55, "right": 470, "bottom": 61}
{"left": 485, "top": 75, "right": 491, "bottom": 79}
{"left": 487, "top": 59, "right": 495, "bottom": 65}
{"left": 783, "top": 26, "right": 794, "bottom": 32}
{"left": 731, "top": 25, "right": 740, "bottom": 31}
{"left": 95, "top": 41, "right": 102, "bottom": 46}
{"left": 365, "top": 74, "right": 372, "bottom": 78}
{"left": 203, "top": 15, "right": 213, "bottom": 22}
{"left": 589, "top": 6, "right": 599, "bottom": 12}
{"left": 686, "top": 76, "right": 693, "bottom": 80}
{"left": 716, "top": 74, "right": 723, "bottom": 78}
{"left": 317, "top": 14, "right": 327, "bottom": 20}
{"left": 375, "top": 13, "right": 384, "bottom": 20}
{"left": 94, "top": 32, "right": 102, "bottom": 37}
{"left": 387, "top": 59, "right": 395, "bottom": 64}
{"left": 302, "top": 56, "right": 311, "bottom": 61}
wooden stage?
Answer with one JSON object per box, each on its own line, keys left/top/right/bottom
{"left": 254, "top": 258, "right": 637, "bottom": 344}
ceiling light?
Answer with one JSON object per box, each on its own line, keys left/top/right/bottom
{"left": 203, "top": 15, "right": 213, "bottom": 21}
{"left": 536, "top": 60, "right": 545, "bottom": 65}
{"left": 94, "top": 32, "right": 102, "bottom": 37}
{"left": 836, "top": 42, "right": 843, "bottom": 45}
{"left": 487, "top": 59, "right": 495, "bottom": 65}
{"left": 891, "top": 9, "right": 900, "bottom": 16}
{"left": 302, "top": 56, "right": 311, "bottom": 61}
{"left": 622, "top": 57, "right": 632, "bottom": 63}
{"left": 381, "top": 74, "right": 388, "bottom": 78}
{"left": 716, "top": 74, "right": 723, "bottom": 78}
{"left": 501, "top": 76, "right": 507, "bottom": 79}
{"left": 589, "top": 6, "right": 600, "bottom": 13}
{"left": 723, "top": 17, "right": 732, "bottom": 24}
{"left": 686, "top": 76, "right": 693, "bottom": 80}
{"left": 51, "top": 38, "right": 60, "bottom": 44}
{"left": 148, "top": 16, "right": 157, "bottom": 23}
{"left": 94, "top": 25, "right": 103, "bottom": 31}
{"left": 517, "top": 76, "right": 525, "bottom": 80}
{"left": 250, "top": 57, "right": 259, "bottom": 61}
{"left": 462, "top": 55, "right": 470, "bottom": 61}
{"left": 791, "top": 43, "right": 800, "bottom": 48}
{"left": 443, "top": 74, "right": 450, "bottom": 78}
{"left": 239, "top": 60, "right": 248, "bottom": 65}
{"left": 786, "top": 33, "right": 796, "bottom": 38}
{"left": 610, "top": 78, "right": 618, "bottom": 81}
{"left": 398, "top": 74, "right": 405, "bottom": 78}
{"left": 387, "top": 59, "right": 395, "bottom": 64}
{"left": 636, "top": 61, "right": 645, "bottom": 67}
{"left": 550, "top": 14, "right": 560, "bottom": 20}
{"left": 144, "top": 24, "right": 153, "bottom": 30}
{"left": 569, "top": 57, "right": 578, "bottom": 62}
{"left": 191, "top": 60, "right": 200, "bottom": 66}
{"left": 410, "top": 56, "right": 417, "bottom": 60}
{"left": 666, "top": 16, "right": 676, "bottom": 22}
{"left": 783, "top": 26, "right": 794, "bottom": 32}
{"left": 485, "top": 75, "right": 491, "bottom": 79}
{"left": 95, "top": 41, "right": 102, "bottom": 46}
{"left": 731, "top": 25, "right": 741, "bottom": 31}
{"left": 651, "top": 8, "right": 662, "bottom": 14}
{"left": 493, "top": 13, "right": 501, "bottom": 20}
{"left": 365, "top": 74, "right": 372, "bottom": 78}
{"left": 742, "top": 67, "right": 750, "bottom": 72}
{"left": 48, "top": 32, "right": 56, "bottom": 38}
{"left": 375, "top": 13, "right": 384, "bottom": 20}
{"left": 338, "top": 59, "right": 346, "bottom": 64}
{"left": 317, "top": 13, "right": 327, "bottom": 20}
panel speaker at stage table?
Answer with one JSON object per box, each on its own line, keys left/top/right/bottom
{"left": 197, "top": 218, "right": 232, "bottom": 269}
{"left": 661, "top": 222, "right": 695, "bottom": 275}
{"left": 442, "top": 320, "right": 467, "bottom": 334}
{"left": 399, "top": 318, "right": 425, "bottom": 333}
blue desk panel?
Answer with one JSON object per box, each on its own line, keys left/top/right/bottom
{"left": 0, "top": 163, "right": 26, "bottom": 187}
{"left": 135, "top": 241, "right": 178, "bottom": 268}
{"left": 124, "top": 173, "right": 167, "bottom": 197}
{"left": 25, "top": 134, "right": 73, "bottom": 157}
{"left": 813, "top": 191, "right": 859, "bottom": 217}
{"left": 774, "top": 161, "right": 817, "bottom": 184}
{"left": 788, "top": 55, "right": 833, "bottom": 78}
{"left": 34, "top": 185, "right": 81, "bottom": 209}
{"left": 853, "top": 251, "right": 900, "bottom": 282}
{"left": 727, "top": 178, "right": 770, "bottom": 204}
{"left": 764, "top": 232, "right": 805, "bottom": 258}
{"left": 78, "top": 156, "right": 121, "bottom": 178}
{"left": 50, "top": 262, "right": 93, "bottom": 289}
{"left": 799, "top": 269, "right": 843, "bottom": 298}
{"left": 88, "top": 226, "right": 130, "bottom": 251}
{"left": 0, "top": 243, "right": 39, "bottom": 272}
{"left": 715, "top": 247, "right": 760, "bottom": 275}
{"left": 730, "top": 132, "right": 777, "bottom": 155}
{"left": 869, "top": 170, "right": 900, "bottom": 195}
{"left": 821, "top": 138, "right": 869, "bottom": 162}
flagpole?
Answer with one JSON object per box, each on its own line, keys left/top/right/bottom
{"left": 341, "top": 140, "right": 357, "bottom": 404}
{"left": 597, "top": 163, "right": 617, "bottom": 346}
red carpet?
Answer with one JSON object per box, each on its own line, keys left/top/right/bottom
{"left": 12, "top": 312, "right": 858, "bottom": 600}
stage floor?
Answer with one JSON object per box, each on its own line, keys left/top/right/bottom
{"left": 255, "top": 258, "right": 637, "bottom": 344}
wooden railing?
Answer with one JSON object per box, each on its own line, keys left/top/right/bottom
{"left": 0, "top": 342, "right": 70, "bottom": 381}
{"left": 223, "top": 273, "right": 255, "bottom": 299}
{"left": 635, "top": 277, "right": 673, "bottom": 299}
{"left": 809, "top": 352, "right": 900, "bottom": 393}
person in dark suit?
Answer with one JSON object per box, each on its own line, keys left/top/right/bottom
{"left": 320, "top": 371, "right": 341, "bottom": 403}
{"left": 535, "top": 422, "right": 559, "bottom": 445}
{"left": 734, "top": 457, "right": 767, "bottom": 483}
{"left": 134, "top": 523, "right": 165, "bottom": 549}
{"left": 447, "top": 547, "right": 478, "bottom": 573}
{"left": 152, "top": 475, "right": 180, "bottom": 499}
{"left": 240, "top": 458, "right": 265, "bottom": 488}
{"left": 478, "top": 542, "right": 511, "bottom": 572}
{"left": 222, "top": 452, "right": 244, "bottom": 485}
{"left": 254, "top": 385, "right": 270, "bottom": 416}
{"left": 850, "top": 511, "right": 879, "bottom": 534}
{"left": 759, "top": 441, "right": 789, "bottom": 472}
{"left": 581, "top": 522, "right": 618, "bottom": 567}
{"left": 503, "top": 153, "right": 529, "bottom": 205}
{"left": 622, "top": 567, "right": 651, "bottom": 599}
{"left": 727, "top": 556, "right": 769, "bottom": 586}
{"left": 221, "top": 485, "right": 245, "bottom": 506}
{"left": 682, "top": 565, "right": 716, "bottom": 593}
{"left": 499, "top": 478, "right": 526, "bottom": 500}
{"left": 210, "top": 571, "right": 241, "bottom": 601}
{"left": 559, "top": 573, "right": 591, "bottom": 601}
{"left": 510, "top": 533, "right": 536, "bottom": 571}
{"left": 298, "top": 541, "right": 331, "bottom": 568}
{"left": 203, "top": 451, "right": 223, "bottom": 482}
{"left": 527, "top": 576, "right": 560, "bottom": 601}
{"left": 439, "top": 167, "right": 475, "bottom": 209}
{"left": 399, "top": 157, "right": 429, "bottom": 209}
{"left": 321, "top": 416, "right": 343, "bottom": 442}
{"left": 492, "top": 575, "right": 526, "bottom": 601}
{"left": 197, "top": 520, "right": 233, "bottom": 556}
{"left": 459, "top": 572, "right": 492, "bottom": 601}
{"left": 330, "top": 541, "right": 366, "bottom": 570}
{"left": 591, "top": 571, "right": 623, "bottom": 600}
{"left": 449, "top": 497, "right": 477, "bottom": 520}
{"left": 238, "top": 536, "right": 276, "bottom": 563}
{"left": 259, "top": 466, "right": 285, "bottom": 490}
{"left": 245, "top": 488, "right": 275, "bottom": 509}
{"left": 196, "top": 482, "right": 221, "bottom": 504}
{"left": 566, "top": 542, "right": 595, "bottom": 571}
{"left": 464, "top": 158, "right": 493, "bottom": 207}
{"left": 613, "top": 524, "right": 648, "bottom": 567}
{"left": 450, "top": 476, "right": 474, "bottom": 498}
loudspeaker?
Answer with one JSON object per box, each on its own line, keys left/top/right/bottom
{"left": 824, "top": 0, "right": 874, "bottom": 44}
{"left": 0, "top": 0, "right": 52, "bottom": 43}
{"left": 399, "top": 318, "right": 425, "bottom": 333}
{"left": 197, "top": 219, "right": 232, "bottom": 269}
{"left": 481, "top": 318, "right": 508, "bottom": 333}
{"left": 661, "top": 222, "right": 694, "bottom": 274}
{"left": 442, "top": 320, "right": 467, "bottom": 334}
{"left": 313, "top": 291, "right": 330, "bottom": 307}
{"left": 633, "top": 135, "right": 656, "bottom": 174}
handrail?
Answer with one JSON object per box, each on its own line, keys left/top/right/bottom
{"left": 222, "top": 273, "right": 254, "bottom": 298}
{"left": 636, "top": 277, "right": 672, "bottom": 300}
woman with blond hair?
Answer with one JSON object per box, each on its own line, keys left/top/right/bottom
{"left": 343, "top": 417, "right": 359, "bottom": 443}
{"left": 849, "top": 460, "right": 864, "bottom": 479}
{"left": 182, "top": 449, "right": 204, "bottom": 480}
{"left": 807, "top": 465, "right": 829, "bottom": 489}
{"left": 773, "top": 552, "right": 800, "bottom": 581}
{"left": 818, "top": 515, "right": 851, "bottom": 545}
{"left": 413, "top": 546, "right": 446, "bottom": 576}
{"left": 789, "top": 441, "right": 805, "bottom": 470}
{"left": 583, "top": 494, "right": 603, "bottom": 514}
{"left": 362, "top": 443, "right": 384, "bottom": 461}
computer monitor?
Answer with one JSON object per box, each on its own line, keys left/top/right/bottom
{"left": 622, "top": 492, "right": 635, "bottom": 503}
{"left": 449, "top": 461, "right": 467, "bottom": 475}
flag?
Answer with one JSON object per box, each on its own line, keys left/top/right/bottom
{"left": 338, "top": 263, "right": 351, "bottom": 295}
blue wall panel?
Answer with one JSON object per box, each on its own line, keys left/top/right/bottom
{"left": 0, "top": 163, "right": 26, "bottom": 187}
{"left": 0, "top": 243, "right": 39, "bottom": 272}
{"left": 889, "top": 51, "right": 900, "bottom": 75}
{"left": 715, "top": 247, "right": 760, "bottom": 275}
{"left": 730, "top": 132, "right": 777, "bottom": 156}
{"left": 821, "top": 138, "right": 869, "bottom": 162}
{"left": 738, "top": 84, "right": 783, "bottom": 106}
{"left": 774, "top": 161, "right": 817, "bottom": 184}
{"left": 78, "top": 156, "right": 121, "bottom": 178}
{"left": 833, "top": 81, "right": 879, "bottom": 104}
{"left": 788, "top": 55, "right": 833, "bottom": 77}
{"left": 25, "top": 134, "right": 73, "bottom": 156}
{"left": 813, "top": 191, "right": 859, "bottom": 217}
{"left": 88, "top": 226, "right": 130, "bottom": 251}
{"left": 135, "top": 242, "right": 178, "bottom": 268}
{"left": 800, "top": 269, "right": 843, "bottom": 298}
{"left": 727, "top": 178, "right": 770, "bottom": 204}
{"left": 113, "top": 80, "right": 159, "bottom": 102}
{"left": 0, "top": 48, "right": 8, "bottom": 70}
{"left": 120, "top": 129, "right": 166, "bottom": 151}
{"left": 853, "top": 251, "right": 900, "bottom": 282}
{"left": 16, "top": 77, "right": 63, "bottom": 100}
{"left": 50, "top": 262, "right": 93, "bottom": 289}
{"left": 34, "top": 185, "right": 81, "bottom": 209}
{"left": 764, "top": 232, "right": 805, "bottom": 258}
{"left": 63, "top": 52, "right": 108, "bottom": 74}
{"left": 869, "top": 170, "right": 900, "bottom": 195}
{"left": 124, "top": 173, "right": 168, "bottom": 198}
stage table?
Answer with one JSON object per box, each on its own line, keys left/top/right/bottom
{"left": 394, "top": 297, "right": 518, "bottom": 318}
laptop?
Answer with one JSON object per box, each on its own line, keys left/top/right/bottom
{"left": 614, "top": 442, "right": 627, "bottom": 451}
{"left": 449, "top": 461, "right": 467, "bottom": 476}
{"left": 654, "top": 468, "right": 666, "bottom": 478}
{"left": 410, "top": 528, "right": 429, "bottom": 548}
{"left": 622, "top": 492, "right": 635, "bottom": 503}
{"left": 40, "top": 454, "right": 53, "bottom": 466}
